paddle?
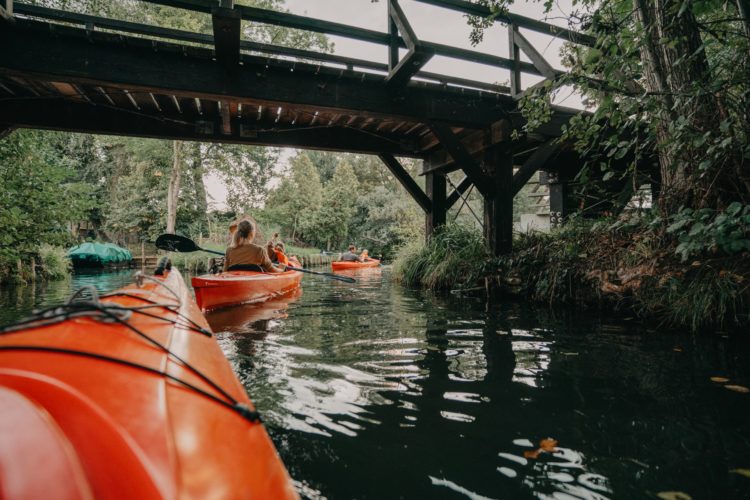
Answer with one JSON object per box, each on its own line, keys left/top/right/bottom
{"left": 156, "top": 233, "right": 224, "bottom": 256}
{"left": 155, "top": 234, "right": 356, "bottom": 284}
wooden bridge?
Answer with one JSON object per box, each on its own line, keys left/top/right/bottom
{"left": 0, "top": 0, "right": 606, "bottom": 254}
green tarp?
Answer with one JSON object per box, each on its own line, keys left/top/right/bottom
{"left": 67, "top": 242, "right": 133, "bottom": 265}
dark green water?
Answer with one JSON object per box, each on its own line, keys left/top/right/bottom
{"left": 2, "top": 268, "right": 750, "bottom": 499}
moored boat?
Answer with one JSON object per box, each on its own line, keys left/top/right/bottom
{"left": 0, "top": 263, "right": 298, "bottom": 499}
{"left": 331, "top": 259, "right": 381, "bottom": 271}
{"left": 67, "top": 242, "right": 133, "bottom": 269}
{"left": 192, "top": 258, "right": 303, "bottom": 311}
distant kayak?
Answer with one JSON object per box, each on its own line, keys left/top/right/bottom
{"left": 0, "top": 266, "right": 297, "bottom": 499}
{"left": 192, "top": 258, "right": 303, "bottom": 311}
{"left": 331, "top": 259, "right": 381, "bottom": 271}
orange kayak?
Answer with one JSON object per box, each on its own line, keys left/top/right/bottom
{"left": 331, "top": 259, "right": 381, "bottom": 270}
{"left": 192, "top": 259, "right": 303, "bottom": 311}
{"left": 0, "top": 267, "right": 297, "bottom": 499}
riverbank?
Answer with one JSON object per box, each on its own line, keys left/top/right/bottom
{"left": 394, "top": 218, "right": 750, "bottom": 333}
{"left": 0, "top": 244, "right": 72, "bottom": 285}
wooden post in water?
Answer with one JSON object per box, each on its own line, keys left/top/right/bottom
{"left": 425, "top": 168, "right": 446, "bottom": 240}
{"left": 482, "top": 143, "right": 514, "bottom": 255}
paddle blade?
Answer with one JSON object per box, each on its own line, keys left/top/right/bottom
{"left": 155, "top": 233, "right": 201, "bottom": 253}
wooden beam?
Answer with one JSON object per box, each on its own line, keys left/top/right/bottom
{"left": 483, "top": 144, "right": 514, "bottom": 255}
{"left": 139, "top": 0, "right": 544, "bottom": 76}
{"left": 512, "top": 140, "right": 559, "bottom": 196}
{"left": 508, "top": 23, "right": 521, "bottom": 96}
{"left": 0, "top": 98, "right": 424, "bottom": 156}
{"left": 429, "top": 123, "right": 493, "bottom": 196}
{"left": 425, "top": 171, "right": 446, "bottom": 238}
{"left": 378, "top": 153, "right": 431, "bottom": 212}
{"left": 0, "top": 20, "right": 515, "bottom": 128}
{"left": 446, "top": 175, "right": 472, "bottom": 208}
{"left": 15, "top": 4, "right": 510, "bottom": 96}
{"left": 424, "top": 120, "right": 511, "bottom": 172}
{"left": 219, "top": 100, "right": 232, "bottom": 135}
{"left": 510, "top": 25, "right": 557, "bottom": 80}
{"left": 211, "top": 3, "right": 241, "bottom": 68}
{"left": 386, "top": 47, "right": 433, "bottom": 89}
{"left": 411, "top": 0, "right": 597, "bottom": 47}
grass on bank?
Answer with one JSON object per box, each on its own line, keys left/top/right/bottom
{"left": 392, "top": 218, "right": 749, "bottom": 333}
{"left": 393, "top": 224, "right": 489, "bottom": 290}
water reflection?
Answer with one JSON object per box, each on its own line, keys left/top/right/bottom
{"left": 4, "top": 267, "right": 750, "bottom": 499}
{"left": 211, "top": 268, "right": 750, "bottom": 499}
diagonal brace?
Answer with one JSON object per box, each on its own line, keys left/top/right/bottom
{"left": 512, "top": 140, "right": 559, "bottom": 196}
{"left": 379, "top": 153, "right": 431, "bottom": 213}
{"left": 510, "top": 25, "right": 557, "bottom": 80}
{"left": 429, "top": 123, "right": 493, "bottom": 197}
{"left": 385, "top": 0, "right": 434, "bottom": 88}
{"left": 446, "top": 175, "right": 472, "bottom": 208}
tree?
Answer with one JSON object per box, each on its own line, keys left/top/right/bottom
{"left": 166, "top": 140, "right": 183, "bottom": 234}
{"left": 313, "top": 161, "right": 360, "bottom": 250}
{"left": 0, "top": 130, "right": 95, "bottom": 279}
{"left": 469, "top": 0, "right": 749, "bottom": 215}
{"left": 264, "top": 154, "right": 323, "bottom": 241}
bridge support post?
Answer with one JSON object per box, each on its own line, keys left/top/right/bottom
{"left": 547, "top": 171, "right": 568, "bottom": 228}
{"left": 425, "top": 170, "right": 446, "bottom": 240}
{"left": 482, "top": 144, "right": 513, "bottom": 255}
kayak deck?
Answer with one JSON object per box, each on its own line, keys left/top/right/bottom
{"left": 192, "top": 260, "right": 302, "bottom": 311}
{"left": 331, "top": 259, "right": 381, "bottom": 270}
{"left": 0, "top": 268, "right": 297, "bottom": 499}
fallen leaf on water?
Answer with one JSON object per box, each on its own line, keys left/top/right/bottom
{"left": 730, "top": 468, "right": 750, "bottom": 478}
{"left": 710, "top": 377, "right": 730, "bottom": 383}
{"left": 657, "top": 492, "right": 692, "bottom": 500}
{"left": 540, "top": 438, "right": 558, "bottom": 452}
{"left": 724, "top": 385, "right": 750, "bottom": 394}
{"left": 523, "top": 449, "right": 540, "bottom": 459}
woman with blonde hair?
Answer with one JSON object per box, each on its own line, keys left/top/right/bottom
{"left": 223, "top": 220, "right": 282, "bottom": 273}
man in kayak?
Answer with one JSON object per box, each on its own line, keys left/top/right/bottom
{"left": 341, "top": 244, "right": 364, "bottom": 263}
{"left": 224, "top": 220, "right": 284, "bottom": 272}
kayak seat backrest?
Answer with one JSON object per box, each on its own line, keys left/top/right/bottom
{"left": 227, "top": 264, "right": 264, "bottom": 272}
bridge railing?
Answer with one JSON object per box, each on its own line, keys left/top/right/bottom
{"left": 6, "top": 0, "right": 592, "bottom": 97}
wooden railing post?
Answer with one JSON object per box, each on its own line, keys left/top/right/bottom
{"left": 508, "top": 23, "right": 521, "bottom": 96}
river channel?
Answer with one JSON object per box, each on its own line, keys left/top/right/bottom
{"left": 2, "top": 267, "right": 749, "bottom": 499}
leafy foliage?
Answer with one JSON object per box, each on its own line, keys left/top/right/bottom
{"left": 0, "top": 130, "right": 95, "bottom": 281}
{"left": 665, "top": 203, "right": 750, "bottom": 261}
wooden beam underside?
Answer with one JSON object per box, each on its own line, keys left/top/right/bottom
{"left": 0, "top": 99, "right": 424, "bottom": 156}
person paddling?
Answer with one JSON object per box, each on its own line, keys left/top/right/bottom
{"left": 224, "top": 220, "right": 283, "bottom": 273}
{"left": 340, "top": 244, "right": 364, "bottom": 263}
{"left": 359, "top": 249, "right": 375, "bottom": 262}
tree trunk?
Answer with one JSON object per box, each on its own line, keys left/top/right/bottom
{"left": 166, "top": 140, "right": 183, "bottom": 234}
{"left": 191, "top": 142, "right": 209, "bottom": 227}
{"left": 633, "top": 0, "right": 726, "bottom": 211}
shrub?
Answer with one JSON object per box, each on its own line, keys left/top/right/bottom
{"left": 393, "top": 224, "right": 488, "bottom": 289}
{"left": 36, "top": 244, "right": 72, "bottom": 280}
